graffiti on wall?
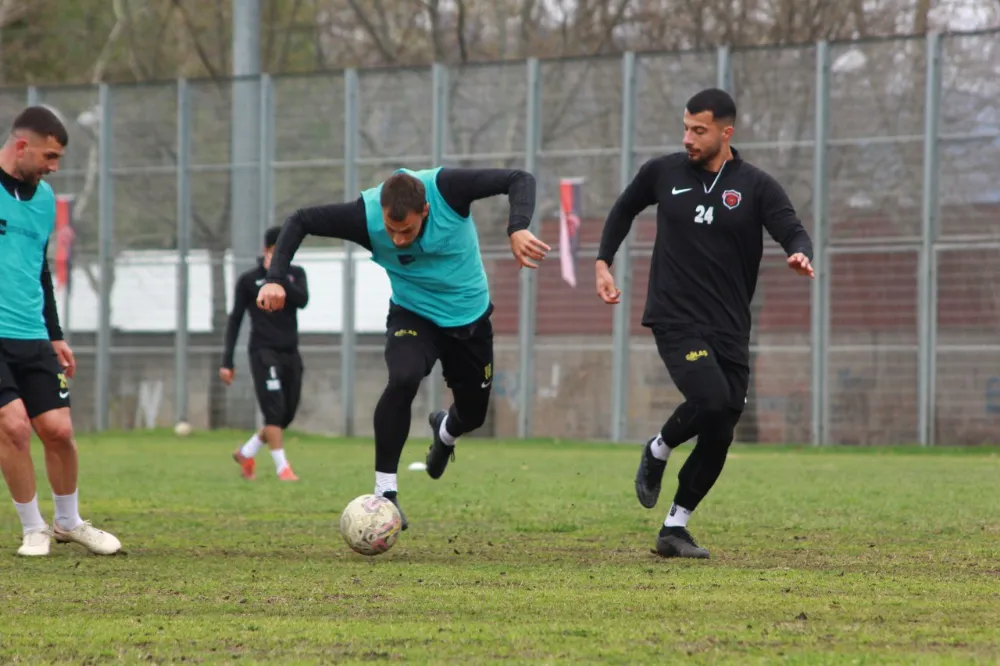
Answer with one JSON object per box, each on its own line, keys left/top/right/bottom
{"left": 987, "top": 378, "right": 1000, "bottom": 415}
{"left": 492, "top": 364, "right": 561, "bottom": 411}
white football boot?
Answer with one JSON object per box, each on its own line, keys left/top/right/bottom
{"left": 53, "top": 520, "right": 122, "bottom": 555}
{"left": 17, "top": 527, "right": 52, "bottom": 556}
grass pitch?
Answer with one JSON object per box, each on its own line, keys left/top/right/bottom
{"left": 0, "top": 431, "right": 998, "bottom": 664}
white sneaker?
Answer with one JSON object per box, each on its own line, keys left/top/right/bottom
{"left": 17, "top": 528, "right": 52, "bottom": 556}
{"left": 53, "top": 520, "right": 121, "bottom": 555}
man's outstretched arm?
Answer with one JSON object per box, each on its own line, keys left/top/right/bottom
{"left": 266, "top": 199, "right": 372, "bottom": 282}
{"left": 435, "top": 168, "right": 537, "bottom": 236}
{"left": 596, "top": 158, "right": 660, "bottom": 268}
{"left": 435, "top": 168, "right": 548, "bottom": 268}
{"left": 595, "top": 157, "right": 661, "bottom": 304}
{"left": 758, "top": 171, "right": 815, "bottom": 278}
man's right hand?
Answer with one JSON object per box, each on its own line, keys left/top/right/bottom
{"left": 219, "top": 367, "right": 235, "bottom": 385}
{"left": 596, "top": 260, "right": 621, "bottom": 304}
{"left": 257, "top": 282, "right": 287, "bottom": 312}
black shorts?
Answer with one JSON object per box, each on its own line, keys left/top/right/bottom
{"left": 652, "top": 326, "right": 750, "bottom": 413}
{"left": 0, "top": 339, "right": 71, "bottom": 418}
{"left": 249, "top": 347, "right": 303, "bottom": 428}
{"left": 384, "top": 302, "right": 494, "bottom": 393}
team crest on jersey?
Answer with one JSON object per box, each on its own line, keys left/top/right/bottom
{"left": 722, "top": 189, "right": 742, "bottom": 210}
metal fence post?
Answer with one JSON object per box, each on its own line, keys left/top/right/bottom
{"left": 428, "top": 62, "right": 448, "bottom": 413}
{"left": 96, "top": 83, "right": 114, "bottom": 432}
{"left": 174, "top": 79, "right": 191, "bottom": 426}
{"left": 517, "top": 58, "right": 541, "bottom": 439}
{"left": 919, "top": 32, "right": 942, "bottom": 446}
{"left": 26, "top": 86, "right": 38, "bottom": 107}
{"left": 716, "top": 45, "right": 732, "bottom": 92}
{"left": 811, "top": 41, "right": 830, "bottom": 446}
{"left": 250, "top": 73, "right": 274, "bottom": 433}
{"left": 342, "top": 69, "right": 359, "bottom": 437}
{"left": 258, "top": 73, "right": 274, "bottom": 237}
{"left": 610, "top": 52, "right": 637, "bottom": 443}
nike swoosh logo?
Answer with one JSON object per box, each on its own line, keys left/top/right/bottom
{"left": 59, "top": 391, "right": 69, "bottom": 399}
{"left": 672, "top": 187, "right": 692, "bottom": 195}
{"left": 481, "top": 381, "right": 492, "bottom": 389}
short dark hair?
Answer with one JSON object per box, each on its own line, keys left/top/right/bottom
{"left": 685, "top": 88, "right": 737, "bottom": 125}
{"left": 12, "top": 106, "right": 69, "bottom": 147}
{"left": 264, "top": 225, "right": 282, "bottom": 248}
{"left": 380, "top": 172, "right": 426, "bottom": 222}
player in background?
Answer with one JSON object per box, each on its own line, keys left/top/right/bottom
{"left": 221, "top": 226, "right": 308, "bottom": 482}
{"left": 0, "top": 107, "right": 122, "bottom": 556}
{"left": 257, "top": 167, "right": 545, "bottom": 529}
{"left": 596, "top": 88, "right": 814, "bottom": 559}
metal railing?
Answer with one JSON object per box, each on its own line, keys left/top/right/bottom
{"left": 12, "top": 29, "right": 999, "bottom": 445}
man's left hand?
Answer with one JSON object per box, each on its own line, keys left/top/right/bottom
{"left": 788, "top": 253, "right": 814, "bottom": 279}
{"left": 510, "top": 229, "right": 551, "bottom": 269}
{"left": 52, "top": 340, "right": 76, "bottom": 379}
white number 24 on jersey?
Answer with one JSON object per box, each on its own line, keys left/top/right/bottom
{"left": 694, "top": 205, "right": 714, "bottom": 225}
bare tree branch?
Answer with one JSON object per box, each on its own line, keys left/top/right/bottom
{"left": 347, "top": 0, "right": 398, "bottom": 64}
{"left": 456, "top": 0, "right": 469, "bottom": 63}
{"left": 118, "top": 0, "right": 148, "bottom": 80}
{"left": 276, "top": 0, "right": 306, "bottom": 71}
{"left": 171, "top": 0, "right": 222, "bottom": 80}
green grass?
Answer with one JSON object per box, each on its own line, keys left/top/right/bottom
{"left": 1, "top": 431, "right": 999, "bottom": 665}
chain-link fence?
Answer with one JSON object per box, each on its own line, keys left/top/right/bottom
{"left": 16, "top": 30, "right": 1000, "bottom": 445}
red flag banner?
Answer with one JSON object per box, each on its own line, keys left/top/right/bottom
{"left": 54, "top": 195, "right": 75, "bottom": 289}
{"left": 558, "top": 178, "right": 584, "bottom": 287}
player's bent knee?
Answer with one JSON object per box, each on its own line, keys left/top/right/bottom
{"left": 385, "top": 366, "right": 424, "bottom": 394}
{"left": 37, "top": 422, "right": 75, "bottom": 449}
{"left": 32, "top": 409, "right": 75, "bottom": 448}
{"left": 691, "top": 396, "right": 729, "bottom": 419}
{"left": 0, "top": 404, "right": 33, "bottom": 452}
{"left": 460, "top": 408, "right": 488, "bottom": 432}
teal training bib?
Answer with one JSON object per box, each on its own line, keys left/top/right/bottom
{"left": 362, "top": 167, "right": 490, "bottom": 328}
{"left": 0, "top": 181, "right": 55, "bottom": 340}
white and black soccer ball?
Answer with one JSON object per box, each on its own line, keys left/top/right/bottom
{"left": 339, "top": 494, "right": 403, "bottom": 556}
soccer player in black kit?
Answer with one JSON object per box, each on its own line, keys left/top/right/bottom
{"left": 221, "top": 226, "right": 309, "bottom": 482}
{"left": 596, "top": 88, "right": 815, "bottom": 559}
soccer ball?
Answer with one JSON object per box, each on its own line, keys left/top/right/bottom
{"left": 339, "top": 494, "right": 403, "bottom": 556}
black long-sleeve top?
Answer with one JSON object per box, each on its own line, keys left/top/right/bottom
{"left": 598, "top": 149, "right": 813, "bottom": 343}
{"left": 265, "top": 168, "right": 536, "bottom": 282}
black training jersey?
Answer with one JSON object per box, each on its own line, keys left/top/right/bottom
{"left": 222, "top": 258, "right": 309, "bottom": 368}
{"left": 597, "top": 148, "right": 813, "bottom": 344}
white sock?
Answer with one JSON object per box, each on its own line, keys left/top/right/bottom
{"left": 439, "top": 415, "right": 456, "bottom": 447}
{"left": 13, "top": 495, "right": 47, "bottom": 535}
{"left": 53, "top": 490, "right": 84, "bottom": 531}
{"left": 270, "top": 448, "right": 288, "bottom": 473}
{"left": 650, "top": 434, "right": 670, "bottom": 461}
{"left": 375, "top": 472, "right": 397, "bottom": 496}
{"left": 664, "top": 503, "right": 692, "bottom": 528}
{"left": 240, "top": 433, "right": 264, "bottom": 458}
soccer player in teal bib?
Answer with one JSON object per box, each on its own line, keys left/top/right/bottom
{"left": 258, "top": 167, "right": 547, "bottom": 529}
{"left": 0, "top": 107, "right": 121, "bottom": 556}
